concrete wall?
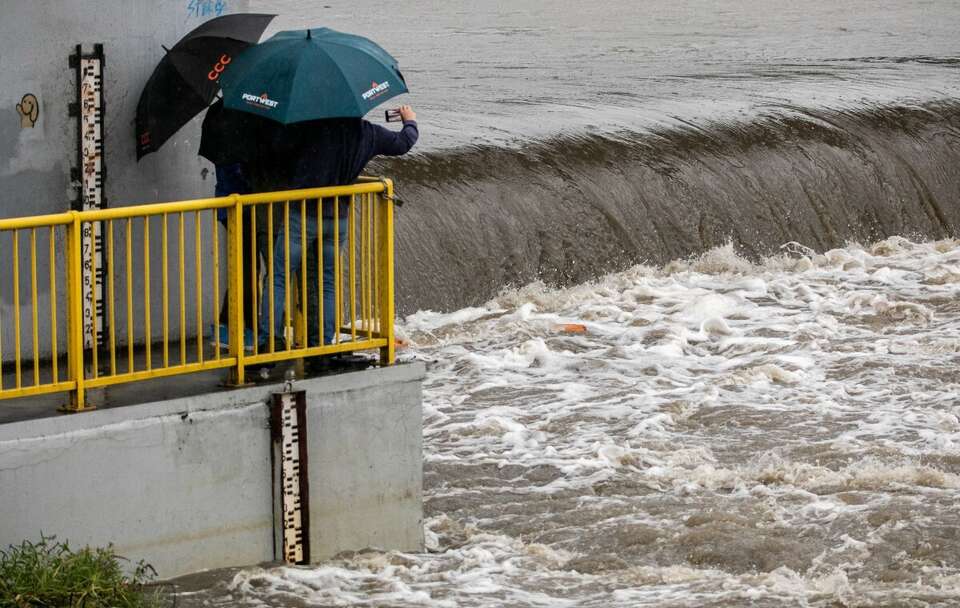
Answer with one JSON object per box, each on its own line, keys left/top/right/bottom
{"left": 307, "top": 367, "right": 424, "bottom": 556}
{"left": 0, "top": 363, "right": 424, "bottom": 579}
{"left": 0, "top": 0, "right": 251, "bottom": 357}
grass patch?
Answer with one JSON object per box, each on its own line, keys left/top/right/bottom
{"left": 0, "top": 536, "right": 163, "bottom": 607}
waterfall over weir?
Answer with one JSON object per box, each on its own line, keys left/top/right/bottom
{"left": 381, "top": 100, "right": 960, "bottom": 315}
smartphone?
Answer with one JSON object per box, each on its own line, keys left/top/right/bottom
{"left": 385, "top": 108, "right": 402, "bottom": 122}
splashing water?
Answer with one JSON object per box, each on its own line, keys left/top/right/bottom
{"left": 174, "top": 237, "right": 960, "bottom": 607}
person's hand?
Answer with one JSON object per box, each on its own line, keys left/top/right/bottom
{"left": 398, "top": 105, "right": 416, "bottom": 122}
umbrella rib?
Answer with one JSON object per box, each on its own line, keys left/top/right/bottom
{"left": 290, "top": 44, "right": 364, "bottom": 118}
{"left": 225, "top": 40, "right": 300, "bottom": 94}
{"left": 285, "top": 41, "right": 325, "bottom": 120}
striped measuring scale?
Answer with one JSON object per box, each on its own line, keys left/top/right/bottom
{"left": 70, "top": 44, "right": 107, "bottom": 350}
{"left": 271, "top": 388, "right": 311, "bottom": 564}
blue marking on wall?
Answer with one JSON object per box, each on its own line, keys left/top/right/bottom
{"left": 186, "top": 0, "right": 228, "bottom": 19}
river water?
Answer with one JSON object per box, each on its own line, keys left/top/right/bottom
{"left": 172, "top": 237, "right": 960, "bottom": 606}
{"left": 251, "top": 0, "right": 960, "bottom": 152}
{"left": 167, "top": 1, "right": 960, "bottom": 605}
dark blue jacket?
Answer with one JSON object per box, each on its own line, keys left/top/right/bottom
{"left": 288, "top": 119, "right": 419, "bottom": 190}
{"left": 200, "top": 101, "right": 256, "bottom": 220}
{"left": 243, "top": 117, "right": 418, "bottom": 216}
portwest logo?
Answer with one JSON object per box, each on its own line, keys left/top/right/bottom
{"left": 361, "top": 81, "right": 390, "bottom": 101}
{"left": 241, "top": 92, "right": 279, "bottom": 109}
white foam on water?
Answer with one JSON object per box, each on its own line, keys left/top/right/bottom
{"left": 192, "top": 237, "right": 960, "bottom": 607}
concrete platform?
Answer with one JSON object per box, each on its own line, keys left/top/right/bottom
{"left": 0, "top": 362, "right": 424, "bottom": 579}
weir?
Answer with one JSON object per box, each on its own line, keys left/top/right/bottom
{"left": 383, "top": 101, "right": 960, "bottom": 314}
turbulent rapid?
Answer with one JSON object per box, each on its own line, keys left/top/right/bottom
{"left": 174, "top": 237, "right": 960, "bottom": 606}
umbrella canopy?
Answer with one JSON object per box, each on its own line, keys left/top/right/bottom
{"left": 220, "top": 28, "right": 408, "bottom": 125}
{"left": 135, "top": 12, "right": 275, "bottom": 160}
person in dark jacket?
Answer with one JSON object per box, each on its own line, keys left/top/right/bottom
{"left": 259, "top": 105, "right": 419, "bottom": 352}
{"left": 199, "top": 100, "right": 254, "bottom": 199}
{"left": 199, "top": 99, "right": 257, "bottom": 350}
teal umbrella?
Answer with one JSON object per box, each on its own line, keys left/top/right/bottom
{"left": 220, "top": 27, "right": 408, "bottom": 124}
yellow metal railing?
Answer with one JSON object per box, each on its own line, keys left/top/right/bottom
{"left": 0, "top": 181, "right": 395, "bottom": 411}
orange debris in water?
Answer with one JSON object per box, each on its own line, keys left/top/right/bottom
{"left": 395, "top": 338, "right": 410, "bottom": 349}
{"left": 557, "top": 323, "right": 587, "bottom": 334}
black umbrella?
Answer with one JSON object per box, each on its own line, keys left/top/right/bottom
{"left": 135, "top": 13, "right": 275, "bottom": 160}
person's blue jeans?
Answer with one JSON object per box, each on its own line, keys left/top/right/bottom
{"left": 259, "top": 209, "right": 348, "bottom": 349}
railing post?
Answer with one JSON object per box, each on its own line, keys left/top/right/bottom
{"left": 65, "top": 212, "right": 86, "bottom": 410}
{"left": 378, "top": 181, "right": 395, "bottom": 366}
{"left": 228, "top": 195, "right": 246, "bottom": 385}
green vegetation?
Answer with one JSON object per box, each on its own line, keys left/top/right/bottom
{"left": 0, "top": 537, "right": 163, "bottom": 607}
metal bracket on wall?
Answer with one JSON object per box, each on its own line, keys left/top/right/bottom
{"left": 68, "top": 43, "right": 107, "bottom": 351}
{"left": 270, "top": 390, "right": 311, "bottom": 565}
